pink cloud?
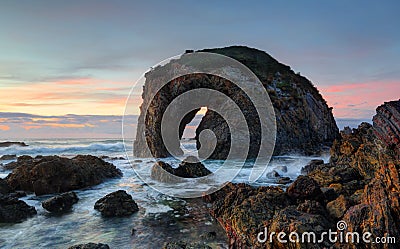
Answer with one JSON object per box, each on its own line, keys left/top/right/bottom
{"left": 320, "top": 80, "right": 400, "bottom": 118}
{"left": 0, "top": 125, "right": 10, "bottom": 131}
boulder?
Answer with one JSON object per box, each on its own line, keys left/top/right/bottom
{"left": 42, "top": 191, "right": 79, "bottom": 213}
{"left": 6, "top": 155, "right": 122, "bottom": 195}
{"left": 286, "top": 175, "right": 323, "bottom": 201}
{"left": 173, "top": 160, "right": 211, "bottom": 178}
{"left": 94, "top": 190, "right": 139, "bottom": 217}
{"left": 0, "top": 196, "right": 37, "bottom": 223}
{"left": 151, "top": 159, "right": 211, "bottom": 183}
{"left": 67, "top": 243, "right": 110, "bottom": 249}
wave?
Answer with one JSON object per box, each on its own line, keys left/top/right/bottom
{"left": 0, "top": 141, "right": 126, "bottom": 157}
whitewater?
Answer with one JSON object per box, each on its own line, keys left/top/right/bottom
{"left": 0, "top": 139, "right": 328, "bottom": 248}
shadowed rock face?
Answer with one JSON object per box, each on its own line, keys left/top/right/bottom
{"left": 373, "top": 99, "right": 400, "bottom": 159}
{"left": 94, "top": 190, "right": 139, "bottom": 217}
{"left": 133, "top": 46, "right": 338, "bottom": 159}
{"left": 42, "top": 191, "right": 79, "bottom": 213}
{"left": 6, "top": 155, "right": 122, "bottom": 195}
{"left": 0, "top": 196, "right": 37, "bottom": 223}
{"left": 203, "top": 100, "right": 400, "bottom": 249}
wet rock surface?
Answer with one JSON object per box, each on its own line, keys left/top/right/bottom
{"left": 42, "top": 191, "right": 79, "bottom": 213}
{"left": 0, "top": 141, "right": 28, "bottom": 147}
{"left": 94, "top": 190, "right": 139, "bottom": 217}
{"left": 151, "top": 159, "right": 211, "bottom": 183}
{"left": 67, "top": 243, "right": 110, "bottom": 249}
{"left": 163, "top": 241, "right": 212, "bottom": 249}
{"left": 204, "top": 100, "right": 400, "bottom": 248}
{"left": 6, "top": 155, "right": 122, "bottom": 195}
{"left": 0, "top": 196, "right": 37, "bottom": 223}
{"left": 134, "top": 46, "right": 339, "bottom": 159}
{"left": 0, "top": 154, "right": 16, "bottom": 160}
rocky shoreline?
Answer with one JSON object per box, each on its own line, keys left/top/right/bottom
{"left": 203, "top": 100, "right": 400, "bottom": 249}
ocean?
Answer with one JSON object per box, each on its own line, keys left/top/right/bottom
{"left": 0, "top": 139, "right": 328, "bottom": 248}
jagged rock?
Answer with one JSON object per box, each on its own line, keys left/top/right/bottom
{"left": 134, "top": 46, "right": 339, "bottom": 159}
{"left": 0, "top": 196, "right": 37, "bottom": 223}
{"left": 163, "top": 241, "right": 212, "bottom": 249}
{"left": 67, "top": 243, "right": 110, "bottom": 249}
{"left": 0, "top": 154, "right": 16, "bottom": 160}
{"left": 269, "top": 205, "right": 332, "bottom": 249}
{"left": 0, "top": 141, "right": 28, "bottom": 147}
{"left": 297, "top": 199, "right": 326, "bottom": 215}
{"left": 203, "top": 183, "right": 292, "bottom": 247}
{"left": 6, "top": 155, "right": 122, "bottom": 195}
{"left": 42, "top": 191, "right": 79, "bottom": 213}
{"left": 326, "top": 195, "right": 349, "bottom": 219}
{"left": 94, "top": 190, "right": 139, "bottom": 217}
{"left": 287, "top": 175, "right": 323, "bottom": 201}
{"left": 373, "top": 99, "right": 400, "bottom": 159}
{"left": 300, "top": 159, "right": 324, "bottom": 174}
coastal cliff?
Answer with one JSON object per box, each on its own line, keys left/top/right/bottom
{"left": 133, "top": 46, "right": 339, "bottom": 158}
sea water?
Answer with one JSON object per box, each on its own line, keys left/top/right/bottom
{"left": 0, "top": 139, "right": 328, "bottom": 248}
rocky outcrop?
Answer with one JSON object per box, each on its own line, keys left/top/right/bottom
{"left": 151, "top": 159, "right": 211, "bottom": 182}
{"left": 204, "top": 100, "right": 400, "bottom": 248}
{"left": 0, "top": 141, "right": 28, "bottom": 147}
{"left": 134, "top": 46, "right": 339, "bottom": 159}
{"left": 6, "top": 155, "right": 122, "bottom": 195}
{"left": 94, "top": 190, "right": 139, "bottom": 217}
{"left": 42, "top": 191, "right": 79, "bottom": 213}
{"left": 0, "top": 196, "right": 37, "bottom": 223}
{"left": 372, "top": 99, "right": 400, "bottom": 159}
{"left": 203, "top": 182, "right": 333, "bottom": 248}
{"left": 67, "top": 243, "right": 110, "bottom": 249}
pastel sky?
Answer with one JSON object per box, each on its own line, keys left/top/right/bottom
{"left": 0, "top": 1, "right": 399, "bottom": 138}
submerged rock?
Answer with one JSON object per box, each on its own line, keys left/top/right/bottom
{"left": 94, "top": 190, "right": 139, "bottom": 217}
{"left": 67, "top": 243, "right": 110, "bottom": 249}
{"left": 6, "top": 155, "right": 122, "bottom": 195}
{"left": 163, "top": 241, "right": 212, "bottom": 249}
{"left": 0, "top": 196, "right": 37, "bottom": 223}
{"left": 133, "top": 46, "right": 339, "bottom": 159}
{"left": 0, "top": 141, "right": 28, "bottom": 147}
{"left": 42, "top": 191, "right": 79, "bottom": 213}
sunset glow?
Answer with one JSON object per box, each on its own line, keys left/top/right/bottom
{"left": 1, "top": 1, "right": 399, "bottom": 138}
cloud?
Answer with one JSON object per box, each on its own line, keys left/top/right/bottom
{"left": 0, "top": 112, "right": 138, "bottom": 139}
{"left": 320, "top": 80, "right": 400, "bottom": 119}
{"left": 0, "top": 125, "right": 10, "bottom": 131}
